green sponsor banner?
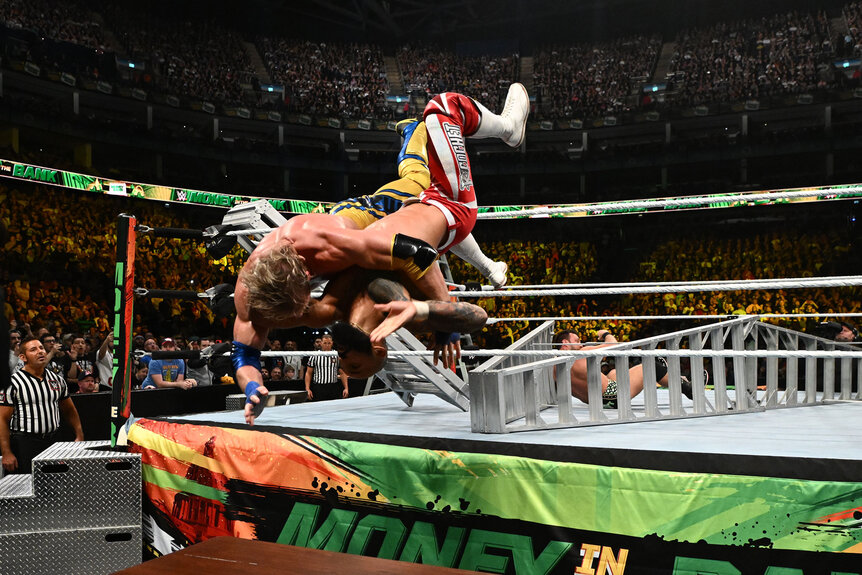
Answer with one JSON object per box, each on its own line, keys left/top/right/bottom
{"left": 476, "top": 187, "right": 862, "bottom": 219}
{"left": 132, "top": 420, "right": 862, "bottom": 573}
{"left": 2, "top": 157, "right": 862, "bottom": 219}
{"left": 0, "top": 158, "right": 334, "bottom": 214}
{"left": 309, "top": 436, "right": 862, "bottom": 554}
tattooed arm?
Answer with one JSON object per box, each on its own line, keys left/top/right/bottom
{"left": 415, "top": 300, "right": 488, "bottom": 334}
{"left": 367, "top": 276, "right": 487, "bottom": 367}
{"left": 369, "top": 297, "right": 487, "bottom": 368}
{"left": 367, "top": 277, "right": 411, "bottom": 305}
{"left": 368, "top": 277, "right": 488, "bottom": 342}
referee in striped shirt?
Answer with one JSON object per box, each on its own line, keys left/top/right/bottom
{"left": 1, "top": 336, "right": 84, "bottom": 474}
{"left": 304, "top": 334, "right": 349, "bottom": 401}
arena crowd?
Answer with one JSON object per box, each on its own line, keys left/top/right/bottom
{"left": 2, "top": 2, "right": 862, "bottom": 122}
{"left": 3, "top": 181, "right": 858, "bottom": 360}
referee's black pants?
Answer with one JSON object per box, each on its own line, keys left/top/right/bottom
{"left": 8, "top": 431, "right": 58, "bottom": 474}
{"left": 310, "top": 381, "right": 343, "bottom": 401}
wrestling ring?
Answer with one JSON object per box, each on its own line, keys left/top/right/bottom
{"left": 3, "top": 189, "right": 862, "bottom": 575}
{"left": 124, "top": 194, "right": 862, "bottom": 571}
{"left": 106, "top": 191, "right": 862, "bottom": 437}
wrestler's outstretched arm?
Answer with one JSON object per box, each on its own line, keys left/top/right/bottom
{"left": 232, "top": 280, "right": 272, "bottom": 425}
{"left": 368, "top": 282, "right": 488, "bottom": 367}
{"left": 410, "top": 269, "right": 483, "bottom": 366}
{"left": 234, "top": 279, "right": 342, "bottom": 425}
{"left": 233, "top": 316, "right": 270, "bottom": 426}
{"left": 369, "top": 299, "right": 488, "bottom": 342}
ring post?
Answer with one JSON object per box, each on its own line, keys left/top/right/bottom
{"left": 110, "top": 214, "right": 137, "bottom": 447}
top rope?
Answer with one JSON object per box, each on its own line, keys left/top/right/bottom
{"left": 449, "top": 275, "right": 862, "bottom": 297}
{"left": 475, "top": 185, "right": 862, "bottom": 220}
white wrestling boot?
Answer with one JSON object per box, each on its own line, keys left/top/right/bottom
{"left": 471, "top": 83, "right": 530, "bottom": 148}
{"left": 499, "top": 83, "right": 529, "bottom": 147}
{"left": 450, "top": 234, "right": 509, "bottom": 288}
{"left": 488, "top": 261, "right": 508, "bottom": 288}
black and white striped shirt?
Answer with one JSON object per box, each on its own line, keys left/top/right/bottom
{"left": 306, "top": 355, "right": 341, "bottom": 385}
{"left": 0, "top": 369, "right": 69, "bottom": 434}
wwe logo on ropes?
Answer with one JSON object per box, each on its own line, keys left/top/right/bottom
{"left": 175, "top": 190, "right": 187, "bottom": 201}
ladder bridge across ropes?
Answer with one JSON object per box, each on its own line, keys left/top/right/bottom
{"left": 468, "top": 316, "right": 862, "bottom": 433}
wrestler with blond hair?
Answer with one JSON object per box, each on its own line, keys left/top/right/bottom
{"left": 235, "top": 85, "right": 530, "bottom": 424}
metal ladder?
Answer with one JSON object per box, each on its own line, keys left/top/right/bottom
{"left": 221, "top": 199, "right": 288, "bottom": 253}
{"left": 370, "top": 253, "right": 475, "bottom": 411}
{"left": 469, "top": 316, "right": 862, "bottom": 433}
{"left": 376, "top": 328, "right": 470, "bottom": 411}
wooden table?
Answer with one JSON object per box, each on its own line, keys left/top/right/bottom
{"left": 113, "top": 537, "right": 477, "bottom": 575}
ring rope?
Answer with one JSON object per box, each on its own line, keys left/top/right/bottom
{"left": 260, "top": 350, "right": 336, "bottom": 357}
{"left": 448, "top": 275, "right": 862, "bottom": 291}
{"left": 475, "top": 186, "right": 862, "bottom": 220}
{"left": 376, "top": 348, "right": 862, "bottom": 359}
{"left": 226, "top": 227, "right": 275, "bottom": 236}
{"left": 450, "top": 276, "right": 862, "bottom": 297}
{"left": 483, "top": 313, "right": 862, "bottom": 324}
{"left": 140, "top": 348, "right": 861, "bottom": 360}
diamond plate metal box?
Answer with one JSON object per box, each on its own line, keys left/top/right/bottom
{"left": 0, "top": 472, "right": 33, "bottom": 497}
{"left": 0, "top": 526, "right": 141, "bottom": 575}
{"left": 0, "top": 441, "right": 141, "bottom": 533}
